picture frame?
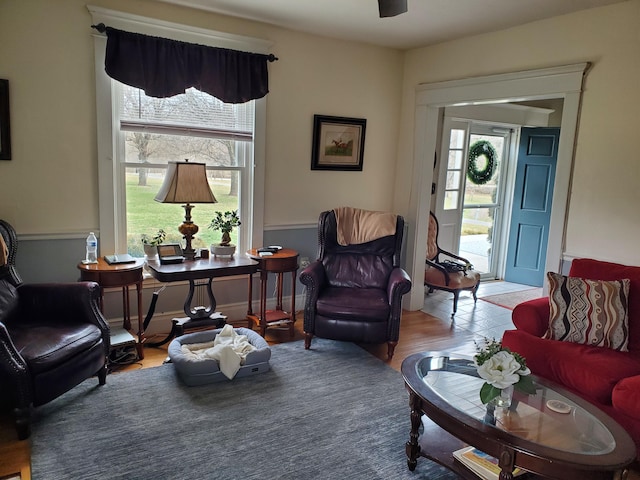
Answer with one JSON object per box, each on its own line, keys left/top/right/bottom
{"left": 311, "top": 114, "right": 366, "bottom": 171}
{"left": 0, "top": 79, "right": 11, "bottom": 161}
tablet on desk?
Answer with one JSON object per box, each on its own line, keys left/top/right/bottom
{"left": 158, "top": 244, "right": 185, "bottom": 265}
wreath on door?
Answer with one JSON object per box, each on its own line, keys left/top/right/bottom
{"left": 467, "top": 140, "right": 497, "bottom": 185}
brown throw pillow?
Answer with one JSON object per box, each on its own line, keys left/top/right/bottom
{"left": 545, "top": 272, "right": 630, "bottom": 351}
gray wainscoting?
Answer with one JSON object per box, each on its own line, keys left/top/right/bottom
{"left": 12, "top": 226, "right": 319, "bottom": 331}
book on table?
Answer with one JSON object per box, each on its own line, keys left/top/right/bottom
{"left": 104, "top": 253, "right": 136, "bottom": 265}
{"left": 453, "top": 446, "right": 526, "bottom": 480}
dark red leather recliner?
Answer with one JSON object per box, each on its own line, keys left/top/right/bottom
{"left": 0, "top": 219, "right": 110, "bottom": 439}
{"left": 299, "top": 209, "right": 412, "bottom": 359}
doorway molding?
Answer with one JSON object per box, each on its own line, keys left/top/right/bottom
{"left": 406, "top": 63, "right": 590, "bottom": 310}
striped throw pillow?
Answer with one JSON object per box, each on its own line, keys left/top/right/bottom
{"left": 545, "top": 272, "right": 630, "bottom": 351}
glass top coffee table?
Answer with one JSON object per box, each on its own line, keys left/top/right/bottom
{"left": 401, "top": 352, "right": 636, "bottom": 480}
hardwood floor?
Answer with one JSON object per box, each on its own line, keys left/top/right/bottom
{"left": 1, "top": 285, "right": 638, "bottom": 479}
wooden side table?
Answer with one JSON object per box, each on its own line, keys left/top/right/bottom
{"left": 77, "top": 258, "right": 145, "bottom": 359}
{"left": 246, "top": 248, "right": 299, "bottom": 337}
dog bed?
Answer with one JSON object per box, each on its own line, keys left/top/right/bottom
{"left": 168, "top": 327, "right": 271, "bottom": 386}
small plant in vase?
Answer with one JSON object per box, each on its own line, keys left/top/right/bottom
{"left": 208, "top": 210, "right": 241, "bottom": 257}
{"left": 140, "top": 229, "right": 166, "bottom": 259}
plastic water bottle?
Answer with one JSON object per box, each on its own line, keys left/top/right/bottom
{"left": 86, "top": 232, "right": 98, "bottom": 263}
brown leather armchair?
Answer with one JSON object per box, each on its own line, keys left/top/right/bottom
{"left": 0, "top": 219, "right": 110, "bottom": 439}
{"left": 299, "top": 209, "right": 412, "bottom": 359}
{"left": 424, "top": 212, "right": 481, "bottom": 316}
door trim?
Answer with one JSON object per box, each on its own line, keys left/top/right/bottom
{"left": 405, "top": 63, "right": 589, "bottom": 311}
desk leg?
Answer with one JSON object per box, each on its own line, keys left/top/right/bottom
{"left": 183, "top": 278, "right": 217, "bottom": 319}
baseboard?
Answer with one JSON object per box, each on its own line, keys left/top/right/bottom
{"left": 107, "top": 294, "right": 306, "bottom": 336}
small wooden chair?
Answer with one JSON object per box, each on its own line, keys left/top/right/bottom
{"left": 424, "top": 212, "right": 481, "bottom": 316}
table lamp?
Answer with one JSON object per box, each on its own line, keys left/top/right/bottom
{"left": 154, "top": 159, "right": 217, "bottom": 260}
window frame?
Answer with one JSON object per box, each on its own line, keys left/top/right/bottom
{"left": 89, "top": 6, "right": 267, "bottom": 255}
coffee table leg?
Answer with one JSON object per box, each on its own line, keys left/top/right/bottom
{"left": 405, "top": 391, "right": 422, "bottom": 471}
{"left": 497, "top": 448, "right": 516, "bottom": 480}
{"left": 613, "top": 469, "right": 629, "bottom": 480}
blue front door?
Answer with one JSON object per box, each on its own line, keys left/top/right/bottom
{"left": 504, "top": 127, "right": 560, "bottom": 286}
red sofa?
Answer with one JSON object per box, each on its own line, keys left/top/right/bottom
{"left": 502, "top": 258, "right": 640, "bottom": 456}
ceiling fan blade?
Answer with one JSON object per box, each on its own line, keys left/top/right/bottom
{"left": 378, "top": 0, "right": 408, "bottom": 17}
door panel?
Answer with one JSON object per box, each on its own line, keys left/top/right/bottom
{"left": 460, "top": 128, "right": 510, "bottom": 278}
{"left": 435, "top": 119, "right": 469, "bottom": 253}
{"left": 505, "top": 127, "right": 559, "bottom": 286}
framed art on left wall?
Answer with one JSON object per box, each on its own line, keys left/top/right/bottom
{"left": 0, "top": 79, "right": 11, "bottom": 161}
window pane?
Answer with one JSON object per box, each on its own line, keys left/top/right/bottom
{"left": 446, "top": 171, "right": 461, "bottom": 190}
{"left": 464, "top": 134, "right": 503, "bottom": 208}
{"left": 123, "top": 131, "right": 245, "bottom": 167}
{"left": 449, "top": 129, "right": 465, "bottom": 149}
{"left": 448, "top": 150, "right": 463, "bottom": 169}
{"left": 119, "top": 86, "right": 254, "bottom": 133}
{"left": 125, "top": 167, "right": 240, "bottom": 256}
{"left": 444, "top": 191, "right": 459, "bottom": 210}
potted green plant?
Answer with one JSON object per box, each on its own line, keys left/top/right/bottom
{"left": 140, "top": 229, "right": 166, "bottom": 258}
{"left": 208, "top": 210, "right": 241, "bottom": 257}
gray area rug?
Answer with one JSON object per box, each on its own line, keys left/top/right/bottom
{"left": 31, "top": 339, "right": 459, "bottom": 479}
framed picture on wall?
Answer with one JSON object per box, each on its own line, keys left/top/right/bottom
{"left": 0, "top": 79, "right": 11, "bottom": 161}
{"left": 311, "top": 115, "right": 366, "bottom": 171}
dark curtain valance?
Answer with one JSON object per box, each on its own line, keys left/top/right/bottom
{"left": 103, "top": 26, "right": 274, "bottom": 103}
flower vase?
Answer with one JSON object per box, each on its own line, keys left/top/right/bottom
{"left": 143, "top": 244, "right": 158, "bottom": 261}
{"left": 495, "top": 384, "right": 514, "bottom": 409}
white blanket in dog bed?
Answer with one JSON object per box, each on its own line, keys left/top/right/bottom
{"left": 180, "top": 324, "right": 255, "bottom": 379}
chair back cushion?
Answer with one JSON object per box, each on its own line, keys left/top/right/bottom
{"left": 0, "top": 277, "right": 18, "bottom": 324}
{"left": 0, "top": 235, "right": 8, "bottom": 267}
{"left": 318, "top": 210, "right": 403, "bottom": 289}
{"left": 426, "top": 213, "right": 438, "bottom": 261}
{"left": 569, "top": 258, "right": 640, "bottom": 352}
{"left": 0, "top": 220, "right": 22, "bottom": 285}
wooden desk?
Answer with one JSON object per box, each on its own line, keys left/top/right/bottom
{"left": 145, "top": 255, "right": 259, "bottom": 344}
{"left": 77, "top": 258, "right": 145, "bottom": 359}
{"left": 246, "top": 248, "right": 299, "bottom": 337}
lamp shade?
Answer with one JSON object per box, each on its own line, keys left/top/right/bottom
{"left": 154, "top": 160, "right": 217, "bottom": 204}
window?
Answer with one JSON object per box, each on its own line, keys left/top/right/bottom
{"left": 116, "top": 84, "right": 254, "bottom": 256}
{"left": 90, "top": 7, "right": 267, "bottom": 257}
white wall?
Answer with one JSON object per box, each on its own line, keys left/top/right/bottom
{"left": 0, "top": 0, "right": 403, "bottom": 237}
{"left": 2, "top": 0, "right": 639, "bottom": 316}
{"left": 395, "top": 0, "right": 640, "bottom": 267}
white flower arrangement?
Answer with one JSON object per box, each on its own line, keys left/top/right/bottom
{"left": 473, "top": 338, "right": 536, "bottom": 404}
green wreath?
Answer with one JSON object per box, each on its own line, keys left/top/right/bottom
{"left": 467, "top": 140, "right": 497, "bottom": 185}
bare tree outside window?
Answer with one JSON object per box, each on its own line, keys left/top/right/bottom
{"left": 118, "top": 85, "right": 253, "bottom": 255}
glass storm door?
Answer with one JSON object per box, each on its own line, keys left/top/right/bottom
{"left": 436, "top": 119, "right": 511, "bottom": 280}
{"left": 460, "top": 125, "right": 511, "bottom": 279}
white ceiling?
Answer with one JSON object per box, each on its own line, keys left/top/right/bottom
{"left": 155, "top": 0, "right": 628, "bottom": 49}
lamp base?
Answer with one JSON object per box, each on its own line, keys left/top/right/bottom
{"left": 182, "top": 249, "right": 197, "bottom": 261}
{"left": 178, "top": 215, "right": 199, "bottom": 261}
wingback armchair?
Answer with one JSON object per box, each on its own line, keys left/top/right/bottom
{"left": 0, "top": 219, "right": 110, "bottom": 439}
{"left": 424, "top": 211, "right": 481, "bottom": 316}
{"left": 299, "top": 209, "right": 412, "bottom": 359}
